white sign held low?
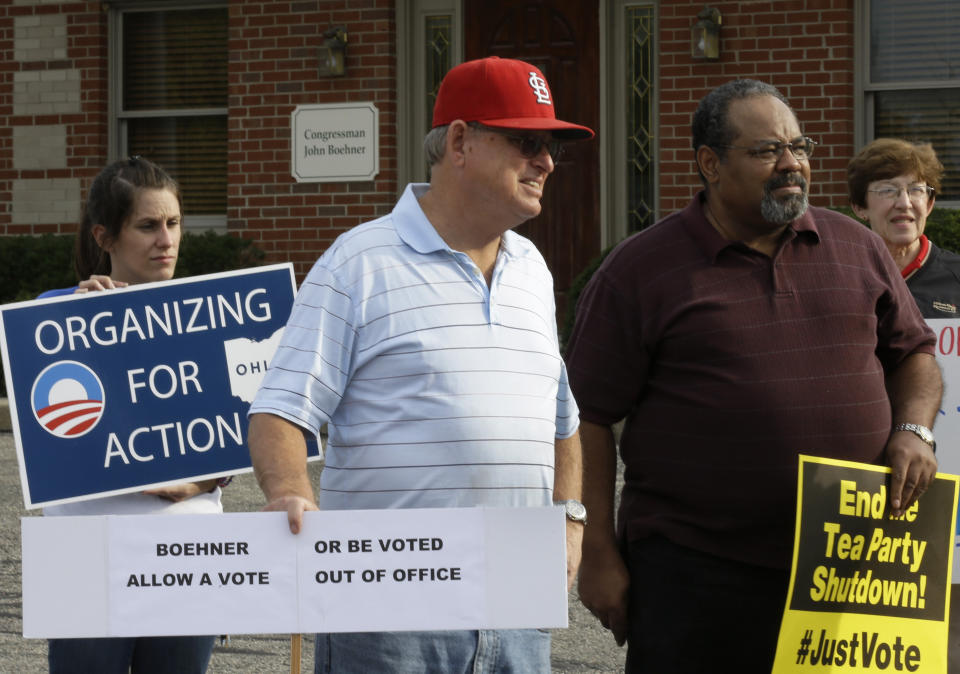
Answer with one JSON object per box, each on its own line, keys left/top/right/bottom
{"left": 22, "top": 506, "right": 567, "bottom": 638}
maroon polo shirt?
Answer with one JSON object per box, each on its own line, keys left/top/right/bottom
{"left": 566, "top": 192, "right": 936, "bottom": 570}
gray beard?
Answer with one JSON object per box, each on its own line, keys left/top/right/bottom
{"left": 761, "top": 174, "right": 809, "bottom": 225}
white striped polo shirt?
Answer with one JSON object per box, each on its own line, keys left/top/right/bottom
{"left": 249, "top": 183, "right": 579, "bottom": 510}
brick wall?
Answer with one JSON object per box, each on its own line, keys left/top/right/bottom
{"left": 1, "top": 0, "right": 857, "bottom": 282}
{"left": 0, "top": 1, "right": 107, "bottom": 236}
{"left": 229, "top": 0, "right": 397, "bottom": 280}
{"left": 657, "top": 0, "right": 855, "bottom": 215}
{"left": 0, "top": 0, "right": 398, "bottom": 283}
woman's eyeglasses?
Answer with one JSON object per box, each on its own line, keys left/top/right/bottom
{"left": 866, "top": 184, "right": 935, "bottom": 203}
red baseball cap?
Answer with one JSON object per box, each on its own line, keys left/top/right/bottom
{"left": 432, "top": 56, "right": 594, "bottom": 140}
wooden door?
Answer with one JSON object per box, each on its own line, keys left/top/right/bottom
{"left": 465, "top": 0, "right": 601, "bottom": 326}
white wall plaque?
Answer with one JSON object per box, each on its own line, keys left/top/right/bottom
{"left": 291, "top": 102, "right": 379, "bottom": 183}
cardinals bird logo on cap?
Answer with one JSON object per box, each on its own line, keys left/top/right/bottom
{"left": 31, "top": 360, "right": 105, "bottom": 438}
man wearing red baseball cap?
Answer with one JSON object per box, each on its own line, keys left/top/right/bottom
{"left": 249, "top": 56, "right": 594, "bottom": 672}
{"left": 431, "top": 55, "right": 594, "bottom": 138}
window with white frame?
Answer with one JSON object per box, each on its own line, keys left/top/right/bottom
{"left": 863, "top": 0, "right": 960, "bottom": 202}
{"left": 110, "top": 2, "right": 228, "bottom": 227}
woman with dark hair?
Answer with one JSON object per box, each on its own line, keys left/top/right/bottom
{"left": 42, "top": 157, "right": 219, "bottom": 674}
{"left": 848, "top": 138, "right": 960, "bottom": 317}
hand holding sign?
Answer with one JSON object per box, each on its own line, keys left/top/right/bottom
{"left": 21, "top": 508, "right": 569, "bottom": 637}
{"left": 0, "top": 265, "right": 301, "bottom": 508}
{"left": 772, "top": 456, "right": 959, "bottom": 672}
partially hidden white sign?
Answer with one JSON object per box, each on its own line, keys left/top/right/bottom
{"left": 22, "top": 506, "right": 567, "bottom": 637}
{"left": 927, "top": 318, "right": 960, "bottom": 581}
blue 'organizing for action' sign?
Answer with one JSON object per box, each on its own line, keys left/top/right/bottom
{"left": 0, "top": 264, "right": 315, "bottom": 508}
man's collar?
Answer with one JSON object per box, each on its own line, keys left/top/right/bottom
{"left": 395, "top": 184, "right": 449, "bottom": 254}
{"left": 394, "top": 183, "right": 515, "bottom": 257}
{"left": 791, "top": 207, "right": 820, "bottom": 238}
{"left": 689, "top": 191, "right": 820, "bottom": 261}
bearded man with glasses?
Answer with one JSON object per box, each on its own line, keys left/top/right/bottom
{"left": 566, "top": 79, "right": 941, "bottom": 672}
{"left": 248, "top": 56, "right": 592, "bottom": 673}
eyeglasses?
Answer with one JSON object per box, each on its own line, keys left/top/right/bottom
{"left": 866, "top": 184, "right": 935, "bottom": 203}
{"left": 470, "top": 123, "right": 565, "bottom": 162}
{"left": 715, "top": 136, "right": 817, "bottom": 163}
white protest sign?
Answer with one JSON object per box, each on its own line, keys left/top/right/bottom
{"left": 22, "top": 507, "right": 567, "bottom": 638}
{"left": 928, "top": 319, "right": 960, "bottom": 580}
{"left": 295, "top": 508, "right": 486, "bottom": 633}
{"left": 108, "top": 513, "right": 300, "bottom": 636}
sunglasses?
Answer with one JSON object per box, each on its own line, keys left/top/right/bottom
{"left": 470, "top": 123, "right": 565, "bottom": 162}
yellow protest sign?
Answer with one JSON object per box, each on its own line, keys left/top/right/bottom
{"left": 773, "top": 456, "right": 958, "bottom": 673}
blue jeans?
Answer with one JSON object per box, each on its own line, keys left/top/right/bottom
{"left": 314, "top": 629, "right": 551, "bottom": 673}
{"left": 48, "top": 635, "right": 215, "bottom": 674}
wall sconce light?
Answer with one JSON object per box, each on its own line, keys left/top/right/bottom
{"left": 691, "top": 7, "right": 721, "bottom": 61}
{"left": 319, "top": 26, "right": 348, "bottom": 77}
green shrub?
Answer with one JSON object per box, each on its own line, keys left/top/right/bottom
{"left": 921, "top": 208, "right": 960, "bottom": 254}
{"left": 836, "top": 206, "right": 960, "bottom": 253}
{"left": 0, "top": 231, "right": 266, "bottom": 396}
{"left": 173, "top": 230, "right": 266, "bottom": 278}
{"left": 0, "top": 234, "right": 77, "bottom": 303}
{"left": 561, "top": 244, "right": 615, "bottom": 349}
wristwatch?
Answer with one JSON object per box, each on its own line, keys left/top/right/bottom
{"left": 893, "top": 423, "right": 936, "bottom": 452}
{"left": 556, "top": 499, "right": 587, "bottom": 524}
